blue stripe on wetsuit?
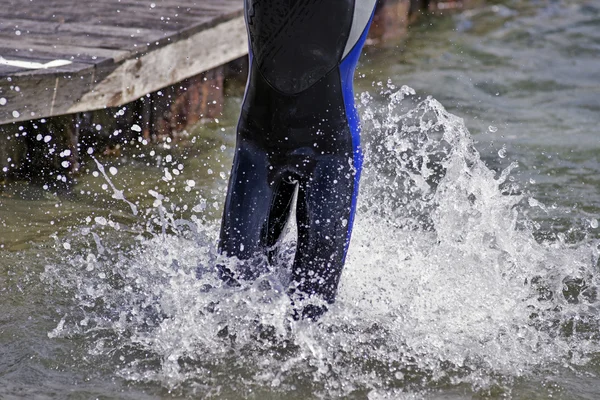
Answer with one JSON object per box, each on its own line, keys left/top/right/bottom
{"left": 339, "top": 8, "right": 376, "bottom": 263}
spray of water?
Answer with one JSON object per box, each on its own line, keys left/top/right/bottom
{"left": 42, "top": 84, "right": 600, "bottom": 397}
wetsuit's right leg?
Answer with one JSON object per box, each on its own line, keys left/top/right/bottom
{"left": 218, "top": 137, "right": 272, "bottom": 283}
{"left": 218, "top": 136, "right": 296, "bottom": 283}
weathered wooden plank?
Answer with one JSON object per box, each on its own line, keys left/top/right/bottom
{"left": 0, "top": 15, "right": 248, "bottom": 124}
{"left": 0, "top": 3, "right": 242, "bottom": 34}
{"left": 0, "top": 0, "right": 246, "bottom": 125}
{"left": 0, "top": 64, "right": 23, "bottom": 75}
{"left": 0, "top": 17, "right": 177, "bottom": 59}
{"left": 0, "top": 27, "right": 170, "bottom": 54}
{"left": 1, "top": 0, "right": 242, "bottom": 16}
{"left": 0, "top": 57, "right": 92, "bottom": 75}
{"left": 68, "top": 16, "right": 248, "bottom": 113}
{"left": 0, "top": 67, "right": 96, "bottom": 122}
{"left": 0, "top": 46, "right": 111, "bottom": 66}
{"left": 0, "top": 18, "right": 176, "bottom": 40}
{"left": 0, "top": 1, "right": 234, "bottom": 32}
{"left": 0, "top": 0, "right": 244, "bottom": 61}
{"left": 0, "top": 38, "right": 129, "bottom": 64}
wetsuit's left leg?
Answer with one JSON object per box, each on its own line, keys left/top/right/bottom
{"left": 290, "top": 154, "right": 358, "bottom": 319}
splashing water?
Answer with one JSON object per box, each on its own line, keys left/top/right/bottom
{"left": 42, "top": 85, "right": 600, "bottom": 398}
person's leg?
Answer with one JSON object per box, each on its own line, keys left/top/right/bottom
{"left": 290, "top": 155, "right": 359, "bottom": 319}
{"left": 218, "top": 137, "right": 274, "bottom": 283}
{"left": 218, "top": 137, "right": 298, "bottom": 283}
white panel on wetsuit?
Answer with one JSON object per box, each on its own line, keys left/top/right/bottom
{"left": 342, "top": 0, "right": 378, "bottom": 59}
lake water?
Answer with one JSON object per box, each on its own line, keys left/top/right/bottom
{"left": 1, "top": 0, "right": 599, "bottom": 398}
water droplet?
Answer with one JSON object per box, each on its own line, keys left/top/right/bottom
{"left": 591, "top": 219, "right": 599, "bottom": 229}
{"left": 498, "top": 145, "right": 507, "bottom": 158}
{"left": 488, "top": 125, "right": 498, "bottom": 133}
{"left": 12, "top": 110, "right": 20, "bottom": 118}
{"left": 0, "top": 98, "right": 6, "bottom": 106}
{"left": 109, "top": 167, "right": 118, "bottom": 176}
{"left": 61, "top": 161, "right": 70, "bottom": 168}
{"left": 94, "top": 216, "right": 107, "bottom": 225}
{"left": 63, "top": 242, "right": 71, "bottom": 250}
{"left": 131, "top": 124, "right": 142, "bottom": 132}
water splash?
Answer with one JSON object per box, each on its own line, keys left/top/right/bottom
{"left": 42, "top": 84, "right": 600, "bottom": 397}
{"left": 92, "top": 157, "right": 138, "bottom": 216}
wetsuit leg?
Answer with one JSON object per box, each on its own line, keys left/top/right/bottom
{"left": 290, "top": 155, "right": 357, "bottom": 319}
{"left": 217, "top": 0, "right": 377, "bottom": 320}
{"left": 218, "top": 136, "right": 298, "bottom": 283}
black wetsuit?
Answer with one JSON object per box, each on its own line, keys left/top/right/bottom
{"left": 218, "top": 0, "right": 377, "bottom": 319}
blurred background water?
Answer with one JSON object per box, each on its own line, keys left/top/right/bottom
{"left": 1, "top": 0, "right": 599, "bottom": 398}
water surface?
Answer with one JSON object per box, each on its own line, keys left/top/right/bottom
{"left": 1, "top": 0, "right": 600, "bottom": 398}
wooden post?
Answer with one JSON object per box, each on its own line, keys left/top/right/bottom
{"left": 370, "top": 0, "right": 412, "bottom": 43}
{"left": 13, "top": 115, "right": 80, "bottom": 191}
{"left": 0, "top": 123, "right": 27, "bottom": 184}
{"left": 409, "top": 0, "right": 430, "bottom": 20}
{"left": 429, "top": 0, "right": 466, "bottom": 12}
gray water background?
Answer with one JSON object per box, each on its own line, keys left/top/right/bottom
{"left": 1, "top": 0, "right": 600, "bottom": 398}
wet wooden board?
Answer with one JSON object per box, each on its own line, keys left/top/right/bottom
{"left": 0, "top": 0, "right": 246, "bottom": 124}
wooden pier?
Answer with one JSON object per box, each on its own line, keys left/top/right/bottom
{"left": 0, "top": 0, "right": 246, "bottom": 125}
{"left": 0, "top": 0, "right": 460, "bottom": 187}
